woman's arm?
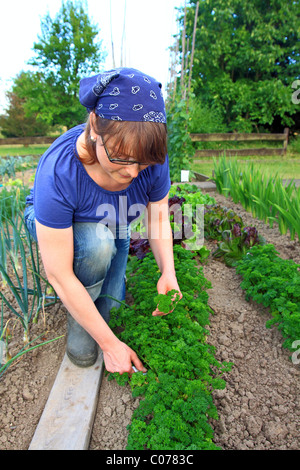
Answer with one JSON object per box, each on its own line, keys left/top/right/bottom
{"left": 147, "top": 194, "right": 182, "bottom": 316}
{"left": 35, "top": 220, "right": 146, "bottom": 374}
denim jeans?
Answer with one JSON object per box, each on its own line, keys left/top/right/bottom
{"left": 24, "top": 205, "right": 130, "bottom": 324}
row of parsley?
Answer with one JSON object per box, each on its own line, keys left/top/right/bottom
{"left": 108, "top": 245, "right": 232, "bottom": 450}
{"left": 235, "top": 244, "right": 300, "bottom": 355}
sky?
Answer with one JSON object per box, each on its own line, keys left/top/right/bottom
{"left": 0, "top": 0, "right": 185, "bottom": 113}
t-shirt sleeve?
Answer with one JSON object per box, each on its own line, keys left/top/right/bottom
{"left": 148, "top": 154, "right": 171, "bottom": 202}
{"left": 33, "top": 153, "right": 77, "bottom": 229}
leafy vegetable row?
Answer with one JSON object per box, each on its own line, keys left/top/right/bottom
{"left": 235, "top": 244, "right": 300, "bottom": 354}
{"left": 129, "top": 184, "right": 264, "bottom": 267}
{"left": 108, "top": 245, "right": 232, "bottom": 450}
{"left": 204, "top": 204, "right": 265, "bottom": 266}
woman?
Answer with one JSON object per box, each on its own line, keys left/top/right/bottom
{"left": 24, "top": 67, "right": 182, "bottom": 374}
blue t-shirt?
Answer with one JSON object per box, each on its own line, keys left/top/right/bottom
{"left": 26, "top": 125, "right": 171, "bottom": 230}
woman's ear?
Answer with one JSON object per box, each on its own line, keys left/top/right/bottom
{"left": 89, "top": 112, "right": 98, "bottom": 141}
{"left": 89, "top": 111, "right": 96, "bottom": 131}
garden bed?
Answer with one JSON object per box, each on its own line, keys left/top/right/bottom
{"left": 0, "top": 189, "right": 299, "bottom": 451}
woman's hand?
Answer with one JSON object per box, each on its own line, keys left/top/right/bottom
{"left": 103, "top": 339, "right": 147, "bottom": 375}
{"left": 152, "top": 272, "right": 182, "bottom": 316}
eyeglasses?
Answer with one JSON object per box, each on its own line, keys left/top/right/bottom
{"left": 102, "top": 138, "right": 153, "bottom": 167}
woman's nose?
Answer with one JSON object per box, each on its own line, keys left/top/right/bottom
{"left": 126, "top": 164, "right": 140, "bottom": 178}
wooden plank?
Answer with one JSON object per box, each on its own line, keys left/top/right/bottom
{"left": 194, "top": 147, "right": 284, "bottom": 158}
{"left": 283, "top": 128, "right": 289, "bottom": 152}
{"left": 29, "top": 351, "right": 104, "bottom": 450}
{"left": 190, "top": 132, "right": 287, "bottom": 142}
{"left": 192, "top": 171, "right": 210, "bottom": 181}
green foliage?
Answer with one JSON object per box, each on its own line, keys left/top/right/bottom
{"left": 0, "top": 181, "right": 30, "bottom": 221}
{"left": 130, "top": 184, "right": 215, "bottom": 260}
{"left": 0, "top": 182, "right": 57, "bottom": 350}
{"left": 153, "top": 290, "right": 181, "bottom": 314}
{"left": 288, "top": 135, "right": 300, "bottom": 156}
{"left": 212, "top": 154, "right": 300, "bottom": 241}
{"left": 236, "top": 244, "right": 300, "bottom": 352}
{"left": 0, "top": 155, "right": 37, "bottom": 181}
{"left": 212, "top": 226, "right": 264, "bottom": 267}
{"left": 0, "top": 215, "right": 58, "bottom": 344}
{"left": 168, "top": 184, "right": 215, "bottom": 254}
{"left": 108, "top": 245, "right": 232, "bottom": 450}
{"left": 6, "top": 0, "right": 107, "bottom": 130}
{"left": 0, "top": 73, "right": 50, "bottom": 138}
{"left": 169, "top": 183, "right": 215, "bottom": 205}
{"left": 203, "top": 204, "right": 265, "bottom": 266}
{"left": 169, "top": 184, "right": 265, "bottom": 265}
{"left": 166, "top": 96, "right": 195, "bottom": 182}
{"left": 187, "top": 95, "right": 228, "bottom": 134}
{"left": 180, "top": 0, "right": 300, "bottom": 131}
{"left": 204, "top": 204, "right": 244, "bottom": 241}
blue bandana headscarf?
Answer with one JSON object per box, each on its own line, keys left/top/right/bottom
{"left": 79, "top": 67, "right": 166, "bottom": 123}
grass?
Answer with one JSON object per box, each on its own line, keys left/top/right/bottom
{"left": 192, "top": 137, "right": 300, "bottom": 180}
{"left": 0, "top": 145, "right": 50, "bottom": 157}
{"left": 193, "top": 157, "right": 300, "bottom": 180}
{"left": 192, "top": 136, "right": 300, "bottom": 179}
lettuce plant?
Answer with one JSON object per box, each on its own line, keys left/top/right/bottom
{"left": 212, "top": 224, "right": 264, "bottom": 267}
{"left": 130, "top": 184, "right": 215, "bottom": 260}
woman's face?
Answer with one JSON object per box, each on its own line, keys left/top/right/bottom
{"left": 93, "top": 134, "right": 151, "bottom": 185}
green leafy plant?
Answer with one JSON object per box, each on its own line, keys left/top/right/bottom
{"left": 204, "top": 204, "right": 244, "bottom": 241}
{"left": 236, "top": 244, "right": 300, "bottom": 353}
{"left": 166, "top": 98, "right": 196, "bottom": 182}
{"left": 203, "top": 204, "right": 265, "bottom": 266}
{"left": 130, "top": 184, "right": 215, "bottom": 260}
{"left": 168, "top": 184, "right": 215, "bottom": 254}
{"left": 154, "top": 289, "right": 180, "bottom": 314}
{"left": 108, "top": 245, "right": 232, "bottom": 450}
{"left": 212, "top": 225, "right": 265, "bottom": 267}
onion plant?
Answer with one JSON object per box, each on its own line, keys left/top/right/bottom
{"left": 212, "top": 155, "right": 300, "bottom": 241}
{"left": 0, "top": 300, "right": 7, "bottom": 365}
{"left": 0, "top": 181, "right": 28, "bottom": 285}
{"left": 0, "top": 156, "right": 16, "bottom": 181}
{"left": 0, "top": 332, "right": 64, "bottom": 378}
{"left": 0, "top": 214, "right": 58, "bottom": 345}
{"left": 0, "top": 300, "right": 15, "bottom": 368}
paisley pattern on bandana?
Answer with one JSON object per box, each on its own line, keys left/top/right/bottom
{"left": 79, "top": 67, "right": 166, "bottom": 123}
{"left": 143, "top": 111, "right": 166, "bottom": 123}
{"left": 92, "top": 71, "right": 119, "bottom": 97}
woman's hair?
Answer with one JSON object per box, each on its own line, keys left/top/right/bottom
{"left": 82, "top": 112, "right": 167, "bottom": 165}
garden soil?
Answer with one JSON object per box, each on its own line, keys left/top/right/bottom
{"left": 0, "top": 186, "right": 299, "bottom": 451}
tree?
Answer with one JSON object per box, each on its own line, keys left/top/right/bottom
{"left": 26, "top": 0, "right": 107, "bottom": 128}
{"left": 177, "top": 0, "right": 300, "bottom": 132}
{"left": 0, "top": 72, "right": 50, "bottom": 137}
